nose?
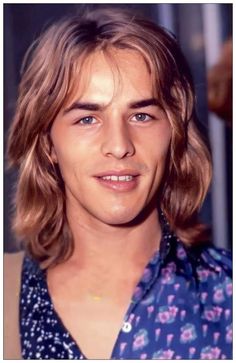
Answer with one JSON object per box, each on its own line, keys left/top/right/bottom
{"left": 101, "top": 120, "right": 135, "bottom": 159}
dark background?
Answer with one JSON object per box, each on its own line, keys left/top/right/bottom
{"left": 4, "top": 3, "right": 232, "bottom": 251}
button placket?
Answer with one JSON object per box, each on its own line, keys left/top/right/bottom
{"left": 122, "top": 321, "right": 132, "bottom": 333}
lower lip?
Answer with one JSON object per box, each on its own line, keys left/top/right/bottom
{"left": 95, "top": 177, "right": 139, "bottom": 192}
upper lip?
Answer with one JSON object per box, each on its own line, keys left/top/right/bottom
{"left": 94, "top": 170, "right": 140, "bottom": 177}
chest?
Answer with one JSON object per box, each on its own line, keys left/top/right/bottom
{"left": 45, "top": 261, "right": 143, "bottom": 359}
{"left": 51, "top": 297, "right": 131, "bottom": 359}
{"left": 21, "top": 283, "right": 232, "bottom": 360}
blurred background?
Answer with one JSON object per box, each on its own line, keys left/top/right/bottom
{"left": 4, "top": 3, "right": 232, "bottom": 252}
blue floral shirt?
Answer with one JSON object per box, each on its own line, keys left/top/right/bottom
{"left": 20, "top": 215, "right": 232, "bottom": 359}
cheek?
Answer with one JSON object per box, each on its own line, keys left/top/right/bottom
{"left": 51, "top": 140, "right": 81, "bottom": 181}
{"left": 145, "top": 129, "right": 171, "bottom": 166}
{"left": 145, "top": 130, "right": 171, "bottom": 186}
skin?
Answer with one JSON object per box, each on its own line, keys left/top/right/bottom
{"left": 48, "top": 48, "right": 172, "bottom": 358}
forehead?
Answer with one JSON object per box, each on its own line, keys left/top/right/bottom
{"left": 65, "top": 48, "right": 155, "bottom": 107}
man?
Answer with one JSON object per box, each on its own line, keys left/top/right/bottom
{"left": 4, "top": 8, "right": 232, "bottom": 359}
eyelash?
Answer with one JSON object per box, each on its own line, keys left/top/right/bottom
{"left": 131, "top": 113, "right": 154, "bottom": 122}
{"left": 74, "top": 116, "right": 96, "bottom": 125}
{"left": 74, "top": 112, "right": 155, "bottom": 126}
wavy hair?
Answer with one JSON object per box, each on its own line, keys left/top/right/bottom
{"left": 7, "top": 8, "right": 212, "bottom": 268}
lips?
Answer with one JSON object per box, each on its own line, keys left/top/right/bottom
{"left": 94, "top": 170, "right": 140, "bottom": 191}
{"left": 94, "top": 170, "right": 140, "bottom": 178}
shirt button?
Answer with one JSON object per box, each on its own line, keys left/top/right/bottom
{"left": 122, "top": 321, "right": 132, "bottom": 333}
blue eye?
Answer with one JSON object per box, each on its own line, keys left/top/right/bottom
{"left": 132, "top": 113, "right": 152, "bottom": 122}
{"left": 77, "top": 116, "right": 96, "bottom": 125}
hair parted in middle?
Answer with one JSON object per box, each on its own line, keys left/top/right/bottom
{"left": 7, "top": 8, "right": 212, "bottom": 268}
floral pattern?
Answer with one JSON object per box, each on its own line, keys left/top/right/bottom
{"left": 132, "top": 329, "right": 149, "bottom": 351}
{"left": 20, "top": 213, "right": 232, "bottom": 359}
{"left": 180, "top": 323, "right": 197, "bottom": 343}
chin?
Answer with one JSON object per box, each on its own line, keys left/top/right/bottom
{"left": 100, "top": 207, "right": 140, "bottom": 226}
{"left": 101, "top": 197, "right": 158, "bottom": 227}
{"left": 104, "top": 204, "right": 154, "bottom": 226}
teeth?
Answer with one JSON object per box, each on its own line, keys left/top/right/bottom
{"left": 101, "top": 175, "right": 134, "bottom": 181}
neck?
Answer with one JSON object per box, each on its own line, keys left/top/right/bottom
{"left": 47, "top": 204, "right": 162, "bottom": 303}
{"left": 66, "top": 205, "right": 162, "bottom": 274}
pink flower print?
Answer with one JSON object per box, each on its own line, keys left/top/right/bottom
{"left": 213, "top": 284, "right": 225, "bottom": 303}
{"left": 140, "top": 353, "right": 147, "bottom": 359}
{"left": 189, "top": 347, "right": 196, "bottom": 359}
{"left": 166, "top": 334, "right": 174, "bottom": 347}
{"left": 226, "top": 324, "right": 232, "bottom": 343}
{"left": 214, "top": 306, "right": 223, "bottom": 314}
{"left": 203, "top": 306, "right": 222, "bottom": 322}
{"left": 119, "top": 342, "right": 127, "bottom": 356}
{"left": 161, "top": 269, "right": 174, "bottom": 284}
{"left": 224, "top": 309, "right": 231, "bottom": 320}
{"left": 157, "top": 310, "right": 171, "bottom": 324}
{"left": 214, "top": 265, "right": 222, "bottom": 273}
{"left": 129, "top": 314, "right": 135, "bottom": 323}
{"left": 196, "top": 267, "right": 210, "bottom": 282}
{"left": 213, "top": 332, "right": 220, "bottom": 344}
{"left": 167, "top": 295, "right": 175, "bottom": 305}
{"left": 169, "top": 305, "right": 178, "bottom": 317}
{"left": 147, "top": 305, "right": 154, "bottom": 318}
{"left": 180, "top": 323, "right": 197, "bottom": 343}
{"left": 152, "top": 349, "right": 174, "bottom": 359}
{"left": 155, "top": 328, "right": 161, "bottom": 342}
{"left": 156, "top": 305, "right": 178, "bottom": 324}
{"left": 161, "top": 262, "right": 176, "bottom": 284}
{"left": 200, "top": 346, "right": 221, "bottom": 359}
{"left": 132, "top": 329, "right": 149, "bottom": 351}
{"left": 213, "top": 289, "right": 224, "bottom": 303}
{"left": 174, "top": 283, "right": 180, "bottom": 291}
{"left": 225, "top": 279, "right": 232, "bottom": 296}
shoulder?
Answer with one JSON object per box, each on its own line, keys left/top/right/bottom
{"left": 199, "top": 245, "right": 232, "bottom": 277}
{"left": 185, "top": 241, "right": 232, "bottom": 275}
{"left": 183, "top": 242, "right": 232, "bottom": 290}
{"left": 193, "top": 245, "right": 232, "bottom": 302}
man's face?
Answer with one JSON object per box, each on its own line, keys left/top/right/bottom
{"left": 50, "top": 49, "right": 171, "bottom": 227}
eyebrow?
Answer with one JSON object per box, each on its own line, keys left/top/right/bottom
{"left": 64, "top": 98, "right": 161, "bottom": 114}
{"left": 129, "top": 98, "right": 161, "bottom": 109}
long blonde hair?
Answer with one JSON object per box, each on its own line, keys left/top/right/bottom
{"left": 7, "top": 8, "right": 212, "bottom": 268}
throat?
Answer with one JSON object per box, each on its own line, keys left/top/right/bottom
{"left": 47, "top": 250, "right": 153, "bottom": 306}
{"left": 79, "top": 262, "right": 147, "bottom": 304}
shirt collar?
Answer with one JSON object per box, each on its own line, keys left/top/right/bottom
{"left": 129, "top": 211, "right": 222, "bottom": 308}
{"left": 129, "top": 211, "right": 177, "bottom": 306}
{"left": 158, "top": 210, "right": 221, "bottom": 274}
